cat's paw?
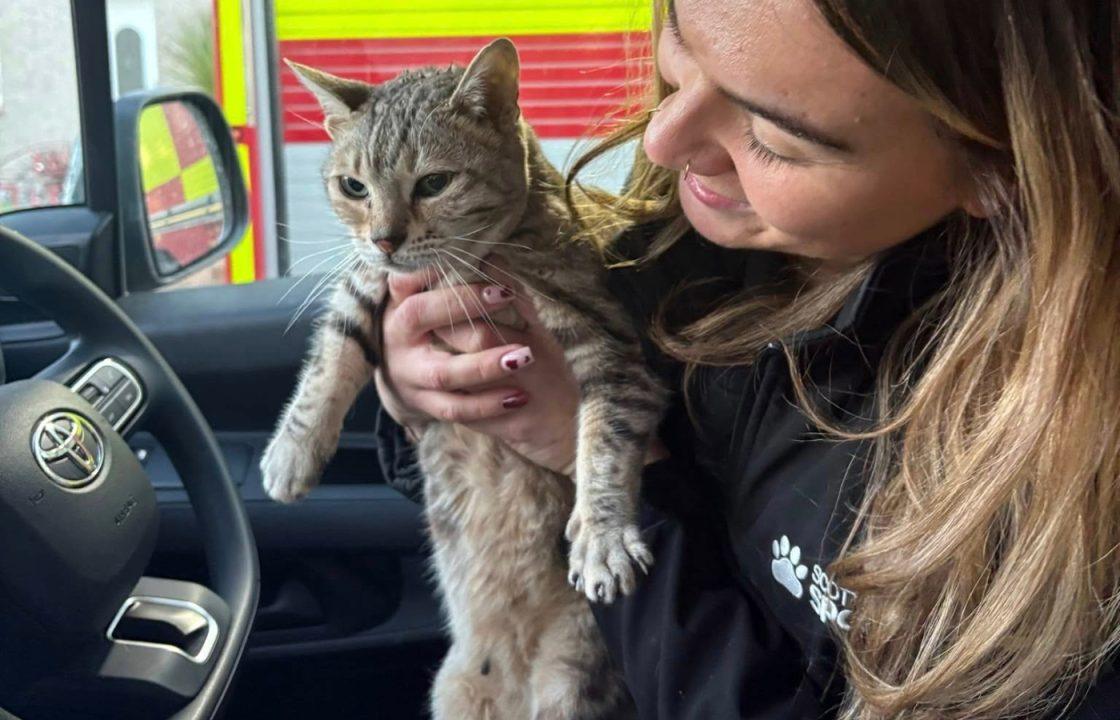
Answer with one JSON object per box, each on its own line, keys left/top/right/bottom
{"left": 565, "top": 511, "right": 652, "bottom": 604}
{"left": 261, "top": 430, "right": 322, "bottom": 504}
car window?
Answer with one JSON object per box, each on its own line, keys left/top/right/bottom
{"left": 107, "top": 0, "right": 650, "bottom": 290}
{"left": 0, "top": 0, "right": 84, "bottom": 215}
{"left": 106, "top": 0, "right": 235, "bottom": 289}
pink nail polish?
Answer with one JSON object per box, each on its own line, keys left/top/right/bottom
{"left": 500, "top": 348, "right": 534, "bottom": 372}
{"left": 502, "top": 393, "right": 528, "bottom": 409}
{"left": 482, "top": 286, "right": 513, "bottom": 303}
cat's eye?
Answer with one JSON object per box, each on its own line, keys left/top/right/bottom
{"left": 414, "top": 173, "right": 454, "bottom": 199}
{"left": 338, "top": 176, "right": 369, "bottom": 199}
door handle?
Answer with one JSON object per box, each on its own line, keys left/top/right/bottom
{"left": 255, "top": 578, "right": 324, "bottom": 631}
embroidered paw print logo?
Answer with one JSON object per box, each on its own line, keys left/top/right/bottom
{"left": 771, "top": 535, "right": 809, "bottom": 599}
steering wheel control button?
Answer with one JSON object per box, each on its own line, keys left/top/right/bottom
{"left": 70, "top": 358, "right": 145, "bottom": 431}
{"left": 115, "top": 381, "right": 140, "bottom": 408}
{"left": 101, "top": 403, "right": 123, "bottom": 425}
{"left": 79, "top": 383, "right": 103, "bottom": 403}
{"left": 92, "top": 364, "right": 125, "bottom": 390}
{"left": 32, "top": 411, "right": 105, "bottom": 489}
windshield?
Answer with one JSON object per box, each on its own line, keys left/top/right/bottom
{"left": 0, "top": 0, "right": 85, "bottom": 215}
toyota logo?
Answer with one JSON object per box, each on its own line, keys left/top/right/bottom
{"left": 32, "top": 412, "right": 105, "bottom": 489}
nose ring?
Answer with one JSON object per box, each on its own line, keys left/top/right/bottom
{"left": 648, "top": 94, "right": 672, "bottom": 116}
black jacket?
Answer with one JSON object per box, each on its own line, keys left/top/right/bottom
{"left": 375, "top": 224, "right": 1120, "bottom": 719}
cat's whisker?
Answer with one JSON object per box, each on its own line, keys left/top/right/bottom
{"left": 277, "top": 272, "right": 317, "bottom": 305}
{"left": 443, "top": 244, "right": 500, "bottom": 270}
{"left": 274, "top": 221, "right": 350, "bottom": 235}
{"left": 446, "top": 245, "right": 559, "bottom": 305}
{"left": 443, "top": 246, "right": 521, "bottom": 294}
{"left": 431, "top": 256, "right": 459, "bottom": 334}
{"left": 282, "top": 246, "right": 350, "bottom": 278}
{"left": 445, "top": 255, "right": 509, "bottom": 346}
{"left": 297, "top": 256, "right": 358, "bottom": 329}
{"left": 436, "top": 252, "right": 479, "bottom": 336}
{"left": 352, "top": 250, "right": 377, "bottom": 270}
{"left": 277, "top": 249, "right": 354, "bottom": 304}
{"left": 285, "top": 243, "right": 353, "bottom": 269}
{"left": 290, "top": 275, "right": 345, "bottom": 331}
{"left": 442, "top": 262, "right": 469, "bottom": 335}
{"left": 445, "top": 256, "right": 504, "bottom": 340}
{"left": 459, "top": 221, "right": 496, "bottom": 239}
{"left": 455, "top": 236, "right": 538, "bottom": 253}
{"left": 441, "top": 251, "right": 509, "bottom": 345}
{"left": 285, "top": 253, "right": 357, "bottom": 333}
{"left": 287, "top": 256, "right": 353, "bottom": 330}
{"left": 278, "top": 236, "right": 353, "bottom": 246}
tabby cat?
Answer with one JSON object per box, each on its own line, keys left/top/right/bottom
{"left": 262, "top": 39, "right": 665, "bottom": 719}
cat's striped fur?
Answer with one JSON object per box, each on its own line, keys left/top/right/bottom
{"left": 262, "top": 39, "right": 664, "bottom": 719}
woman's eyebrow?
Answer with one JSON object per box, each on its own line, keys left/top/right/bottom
{"left": 719, "top": 91, "right": 854, "bottom": 153}
{"left": 664, "top": 0, "right": 854, "bottom": 154}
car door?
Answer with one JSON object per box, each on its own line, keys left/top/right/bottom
{"left": 0, "top": 2, "right": 445, "bottom": 718}
{"left": 114, "top": 279, "right": 446, "bottom": 720}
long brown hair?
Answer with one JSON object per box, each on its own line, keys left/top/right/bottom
{"left": 566, "top": 2, "right": 1120, "bottom": 718}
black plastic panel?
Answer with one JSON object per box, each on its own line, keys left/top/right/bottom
{"left": 117, "top": 276, "right": 381, "bottom": 433}
{"left": 0, "top": 206, "right": 117, "bottom": 320}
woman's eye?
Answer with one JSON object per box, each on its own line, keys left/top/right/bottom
{"left": 338, "top": 176, "right": 369, "bottom": 199}
{"left": 414, "top": 173, "right": 453, "bottom": 199}
{"left": 744, "top": 125, "right": 796, "bottom": 168}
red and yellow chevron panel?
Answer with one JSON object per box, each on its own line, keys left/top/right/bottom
{"left": 139, "top": 103, "right": 225, "bottom": 267}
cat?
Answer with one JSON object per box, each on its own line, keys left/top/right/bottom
{"left": 262, "top": 39, "right": 665, "bottom": 719}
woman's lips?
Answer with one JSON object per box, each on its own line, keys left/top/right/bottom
{"left": 684, "top": 169, "right": 752, "bottom": 212}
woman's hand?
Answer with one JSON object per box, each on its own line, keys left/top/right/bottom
{"left": 376, "top": 268, "right": 580, "bottom": 475}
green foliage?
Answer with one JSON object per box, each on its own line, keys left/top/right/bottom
{"left": 163, "top": 9, "right": 216, "bottom": 97}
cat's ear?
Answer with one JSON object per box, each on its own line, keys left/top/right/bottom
{"left": 285, "top": 59, "right": 373, "bottom": 138}
{"left": 450, "top": 38, "right": 521, "bottom": 129}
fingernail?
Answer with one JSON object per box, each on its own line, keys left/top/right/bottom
{"left": 482, "top": 285, "right": 514, "bottom": 303}
{"left": 500, "top": 348, "right": 534, "bottom": 372}
{"left": 502, "top": 392, "right": 528, "bottom": 409}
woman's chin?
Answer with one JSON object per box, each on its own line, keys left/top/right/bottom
{"left": 680, "top": 187, "right": 768, "bottom": 250}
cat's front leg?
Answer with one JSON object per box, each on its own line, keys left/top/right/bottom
{"left": 531, "top": 280, "right": 667, "bottom": 604}
{"left": 262, "top": 274, "right": 385, "bottom": 503}
{"left": 563, "top": 367, "right": 663, "bottom": 603}
{"left": 526, "top": 274, "right": 663, "bottom": 604}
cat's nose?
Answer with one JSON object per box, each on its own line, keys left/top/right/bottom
{"left": 372, "top": 233, "right": 406, "bottom": 256}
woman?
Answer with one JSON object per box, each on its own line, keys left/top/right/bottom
{"left": 374, "top": 1, "right": 1120, "bottom": 717}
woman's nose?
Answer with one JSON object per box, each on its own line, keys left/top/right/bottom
{"left": 643, "top": 87, "right": 734, "bottom": 176}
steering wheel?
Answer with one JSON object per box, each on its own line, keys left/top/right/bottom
{"left": 0, "top": 225, "right": 258, "bottom": 719}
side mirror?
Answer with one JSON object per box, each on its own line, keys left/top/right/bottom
{"left": 114, "top": 90, "right": 248, "bottom": 291}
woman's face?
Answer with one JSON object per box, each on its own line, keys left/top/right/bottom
{"left": 645, "top": 0, "right": 977, "bottom": 267}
